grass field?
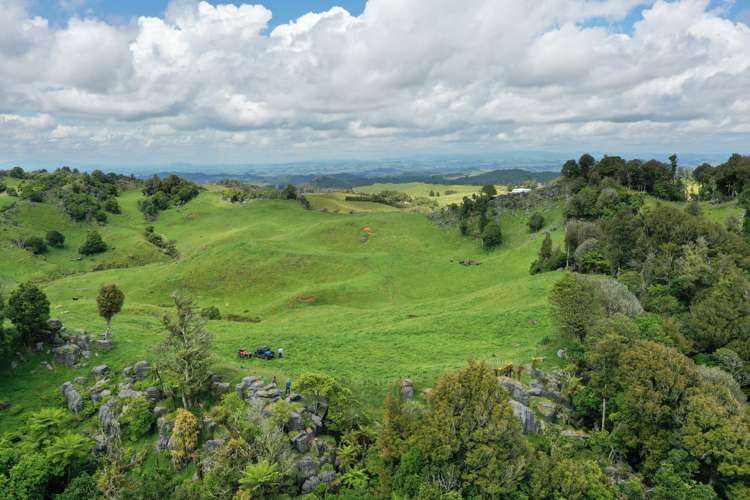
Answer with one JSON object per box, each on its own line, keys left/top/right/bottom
{"left": 303, "top": 192, "right": 400, "bottom": 213}
{"left": 352, "top": 182, "right": 504, "bottom": 207}
{"left": 0, "top": 178, "right": 565, "bottom": 428}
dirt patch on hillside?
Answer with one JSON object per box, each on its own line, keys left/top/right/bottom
{"left": 297, "top": 294, "right": 317, "bottom": 304}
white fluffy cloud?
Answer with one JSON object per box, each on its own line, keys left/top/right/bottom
{"left": 0, "top": 0, "right": 749, "bottom": 165}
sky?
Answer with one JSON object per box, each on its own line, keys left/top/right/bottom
{"left": 1, "top": 0, "right": 750, "bottom": 168}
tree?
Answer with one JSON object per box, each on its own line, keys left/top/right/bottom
{"left": 294, "top": 372, "right": 359, "bottom": 432}
{"left": 417, "top": 361, "right": 530, "bottom": 497}
{"left": 538, "top": 232, "right": 552, "bottom": 263}
{"left": 562, "top": 159, "right": 581, "bottom": 179}
{"left": 281, "top": 184, "right": 297, "bottom": 200}
{"left": 169, "top": 409, "right": 200, "bottom": 467}
{"left": 481, "top": 184, "right": 497, "bottom": 197}
{"left": 377, "top": 383, "right": 420, "bottom": 464}
{"left": 97, "top": 284, "right": 124, "bottom": 336}
{"left": 579, "top": 153, "right": 596, "bottom": 180}
{"left": 669, "top": 154, "right": 678, "bottom": 180}
{"left": 687, "top": 270, "right": 750, "bottom": 353}
{"left": 614, "top": 341, "right": 699, "bottom": 474}
{"left": 158, "top": 293, "right": 213, "bottom": 408}
{"left": 23, "top": 236, "right": 47, "bottom": 254}
{"left": 528, "top": 212, "right": 545, "bottom": 232}
{"left": 548, "top": 273, "right": 603, "bottom": 342}
{"left": 45, "top": 230, "right": 65, "bottom": 248}
{"left": 603, "top": 208, "right": 640, "bottom": 275}
{"left": 481, "top": 221, "right": 502, "bottom": 250}
{"left": 79, "top": 230, "right": 107, "bottom": 255}
{"left": 7, "top": 282, "right": 50, "bottom": 345}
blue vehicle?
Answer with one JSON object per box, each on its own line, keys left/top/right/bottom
{"left": 255, "top": 346, "right": 275, "bottom": 360}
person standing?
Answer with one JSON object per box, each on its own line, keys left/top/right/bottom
{"left": 285, "top": 378, "right": 292, "bottom": 396}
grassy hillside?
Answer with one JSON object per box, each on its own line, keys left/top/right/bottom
{"left": 303, "top": 192, "right": 400, "bottom": 213}
{"left": 352, "top": 182, "right": 504, "bottom": 207}
{"left": 0, "top": 180, "right": 569, "bottom": 428}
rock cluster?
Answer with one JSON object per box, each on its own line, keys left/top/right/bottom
{"left": 61, "top": 381, "right": 84, "bottom": 413}
{"left": 48, "top": 320, "right": 99, "bottom": 367}
{"left": 498, "top": 367, "right": 570, "bottom": 434}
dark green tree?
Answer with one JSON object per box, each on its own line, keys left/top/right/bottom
{"left": 686, "top": 270, "right": 750, "bottom": 353}
{"left": 96, "top": 284, "right": 125, "bottom": 336}
{"left": 603, "top": 208, "right": 640, "bottom": 275}
{"left": 528, "top": 212, "right": 545, "bottom": 232}
{"left": 7, "top": 283, "right": 50, "bottom": 345}
{"left": 549, "top": 273, "right": 603, "bottom": 342}
{"left": 417, "top": 361, "right": 531, "bottom": 497}
{"left": 481, "top": 184, "right": 497, "bottom": 197}
{"left": 481, "top": 221, "right": 502, "bottom": 250}
{"left": 45, "top": 230, "right": 65, "bottom": 248}
{"left": 23, "top": 236, "right": 47, "bottom": 254}
{"left": 78, "top": 230, "right": 107, "bottom": 255}
{"left": 579, "top": 153, "right": 596, "bottom": 180}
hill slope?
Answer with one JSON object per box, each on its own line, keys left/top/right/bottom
{"left": 0, "top": 184, "right": 566, "bottom": 425}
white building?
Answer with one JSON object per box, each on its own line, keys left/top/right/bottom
{"left": 511, "top": 188, "right": 532, "bottom": 194}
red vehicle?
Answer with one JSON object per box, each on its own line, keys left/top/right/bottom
{"left": 238, "top": 349, "right": 252, "bottom": 359}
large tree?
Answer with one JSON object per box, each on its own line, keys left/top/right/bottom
{"left": 549, "top": 273, "right": 603, "bottom": 342}
{"left": 158, "top": 294, "right": 213, "bottom": 408}
{"left": 97, "top": 284, "right": 125, "bottom": 337}
{"left": 614, "top": 341, "right": 699, "bottom": 474}
{"left": 7, "top": 283, "right": 50, "bottom": 345}
{"left": 417, "top": 361, "right": 530, "bottom": 497}
{"left": 687, "top": 270, "right": 750, "bottom": 353}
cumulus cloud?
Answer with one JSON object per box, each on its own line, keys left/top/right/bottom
{"left": 0, "top": 0, "right": 749, "bottom": 165}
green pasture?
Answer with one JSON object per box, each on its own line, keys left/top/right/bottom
{"left": 0, "top": 180, "right": 566, "bottom": 427}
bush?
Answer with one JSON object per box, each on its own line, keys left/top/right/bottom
{"left": 0, "top": 182, "right": 6, "bottom": 193}
{"left": 79, "top": 231, "right": 107, "bottom": 255}
{"left": 23, "top": 236, "right": 47, "bottom": 254}
{"left": 45, "top": 230, "right": 65, "bottom": 248}
{"left": 528, "top": 213, "right": 545, "bottom": 232}
{"left": 7, "top": 283, "right": 50, "bottom": 345}
{"left": 104, "top": 198, "right": 121, "bottom": 214}
{"left": 120, "top": 397, "right": 155, "bottom": 441}
{"left": 6, "top": 187, "right": 17, "bottom": 197}
{"left": 200, "top": 306, "right": 221, "bottom": 320}
{"left": 56, "top": 472, "right": 98, "bottom": 500}
{"left": 481, "top": 221, "right": 503, "bottom": 250}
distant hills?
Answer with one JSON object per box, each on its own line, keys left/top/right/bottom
{"left": 157, "top": 168, "right": 560, "bottom": 189}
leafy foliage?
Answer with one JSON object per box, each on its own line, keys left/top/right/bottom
{"left": 78, "top": 230, "right": 107, "bottom": 255}
{"left": 6, "top": 283, "right": 49, "bottom": 345}
{"left": 158, "top": 294, "right": 213, "bottom": 408}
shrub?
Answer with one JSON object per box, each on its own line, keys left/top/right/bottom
{"left": 7, "top": 283, "right": 50, "bottom": 345}
{"left": 79, "top": 230, "right": 107, "bottom": 255}
{"left": 481, "top": 221, "right": 503, "bottom": 250}
{"left": 6, "top": 187, "right": 18, "bottom": 197}
{"left": 528, "top": 212, "right": 545, "bottom": 232}
{"left": 56, "top": 472, "right": 98, "bottom": 500}
{"left": 120, "top": 397, "right": 155, "bottom": 441}
{"left": 200, "top": 306, "right": 221, "bottom": 320}
{"left": 170, "top": 409, "right": 200, "bottom": 467}
{"left": 45, "top": 230, "right": 65, "bottom": 248}
{"left": 104, "top": 198, "right": 121, "bottom": 214}
{"left": 0, "top": 182, "right": 6, "bottom": 193}
{"left": 23, "top": 236, "right": 47, "bottom": 254}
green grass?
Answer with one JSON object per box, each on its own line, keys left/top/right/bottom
{"left": 642, "top": 196, "right": 742, "bottom": 226}
{"left": 0, "top": 184, "right": 567, "bottom": 428}
{"left": 352, "top": 182, "right": 504, "bottom": 207}
{"left": 304, "top": 192, "right": 400, "bottom": 213}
